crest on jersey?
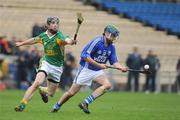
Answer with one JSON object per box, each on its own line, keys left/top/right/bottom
{"left": 98, "top": 50, "right": 102, "bottom": 54}
{"left": 103, "top": 51, "right": 106, "bottom": 56}
{"left": 44, "top": 41, "right": 47, "bottom": 45}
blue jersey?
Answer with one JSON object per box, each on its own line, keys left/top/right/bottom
{"left": 80, "top": 36, "right": 118, "bottom": 71}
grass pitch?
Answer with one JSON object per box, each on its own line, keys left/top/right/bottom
{"left": 0, "top": 90, "right": 180, "bottom": 120}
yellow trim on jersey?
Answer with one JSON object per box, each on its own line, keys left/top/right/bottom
{"left": 56, "top": 38, "right": 65, "bottom": 46}
{"left": 34, "top": 37, "right": 43, "bottom": 44}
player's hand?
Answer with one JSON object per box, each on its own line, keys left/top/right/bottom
{"left": 119, "top": 66, "right": 128, "bottom": 72}
{"left": 72, "top": 39, "right": 77, "bottom": 45}
{"left": 15, "top": 42, "right": 22, "bottom": 47}
{"left": 65, "top": 38, "right": 77, "bottom": 45}
{"left": 98, "top": 64, "right": 107, "bottom": 69}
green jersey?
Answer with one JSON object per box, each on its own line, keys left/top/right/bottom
{"left": 34, "top": 31, "right": 67, "bottom": 67}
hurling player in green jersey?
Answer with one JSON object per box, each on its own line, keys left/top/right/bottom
{"left": 15, "top": 16, "right": 76, "bottom": 112}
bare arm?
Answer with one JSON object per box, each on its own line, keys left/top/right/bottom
{"left": 113, "top": 62, "right": 128, "bottom": 72}
{"left": 15, "top": 38, "right": 36, "bottom": 47}
{"left": 64, "top": 37, "right": 76, "bottom": 45}
{"left": 85, "top": 57, "right": 107, "bottom": 69}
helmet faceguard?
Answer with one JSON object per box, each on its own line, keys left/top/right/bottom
{"left": 47, "top": 16, "right": 59, "bottom": 25}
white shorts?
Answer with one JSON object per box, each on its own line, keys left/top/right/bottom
{"left": 38, "top": 60, "right": 63, "bottom": 83}
{"left": 73, "top": 66, "right": 105, "bottom": 86}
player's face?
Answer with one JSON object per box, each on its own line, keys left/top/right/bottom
{"left": 47, "top": 20, "right": 59, "bottom": 34}
{"left": 104, "top": 32, "right": 119, "bottom": 44}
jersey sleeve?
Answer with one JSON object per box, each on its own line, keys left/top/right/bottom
{"left": 81, "top": 39, "right": 100, "bottom": 60}
{"left": 109, "top": 46, "right": 118, "bottom": 65}
{"left": 33, "top": 34, "right": 43, "bottom": 44}
{"left": 56, "top": 32, "right": 68, "bottom": 46}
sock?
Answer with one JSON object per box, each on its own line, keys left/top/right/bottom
{"left": 53, "top": 102, "right": 61, "bottom": 110}
{"left": 84, "top": 95, "right": 95, "bottom": 105}
{"left": 20, "top": 99, "right": 28, "bottom": 105}
{"left": 57, "top": 102, "right": 61, "bottom": 107}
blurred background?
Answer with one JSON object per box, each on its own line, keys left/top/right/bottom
{"left": 0, "top": 0, "right": 180, "bottom": 94}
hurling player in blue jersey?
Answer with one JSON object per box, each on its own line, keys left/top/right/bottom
{"left": 51, "top": 25, "right": 128, "bottom": 114}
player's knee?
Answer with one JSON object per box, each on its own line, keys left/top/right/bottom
{"left": 104, "top": 83, "right": 112, "bottom": 90}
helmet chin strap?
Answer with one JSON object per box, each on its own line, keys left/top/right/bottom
{"left": 105, "top": 39, "right": 113, "bottom": 45}
{"left": 107, "top": 40, "right": 113, "bottom": 45}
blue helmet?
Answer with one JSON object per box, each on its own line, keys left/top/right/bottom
{"left": 104, "top": 25, "right": 120, "bottom": 37}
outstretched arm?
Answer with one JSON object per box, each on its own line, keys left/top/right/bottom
{"left": 113, "top": 62, "right": 128, "bottom": 72}
{"left": 64, "top": 38, "right": 76, "bottom": 45}
{"left": 15, "top": 38, "right": 36, "bottom": 47}
{"left": 85, "top": 57, "right": 107, "bottom": 69}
